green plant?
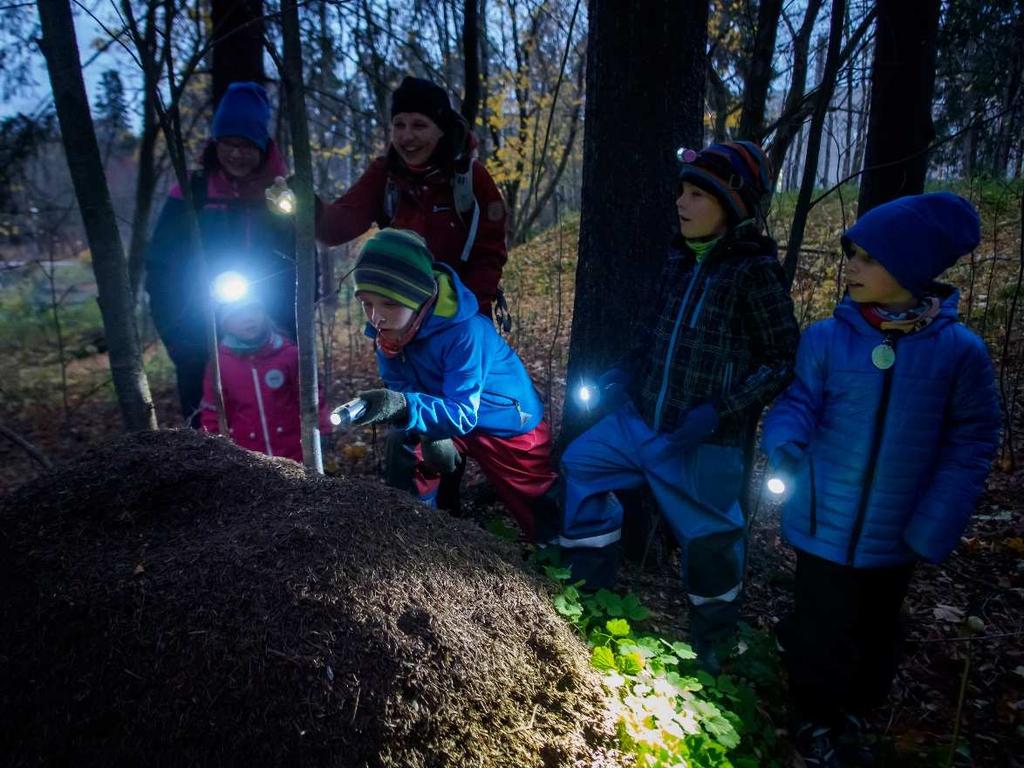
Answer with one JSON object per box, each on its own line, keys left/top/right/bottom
{"left": 544, "top": 565, "right": 786, "bottom": 767}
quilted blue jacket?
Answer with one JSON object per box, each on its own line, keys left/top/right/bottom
{"left": 370, "top": 264, "right": 544, "bottom": 439}
{"left": 762, "top": 289, "right": 1000, "bottom": 567}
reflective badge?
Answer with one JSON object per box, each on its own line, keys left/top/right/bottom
{"left": 871, "top": 343, "right": 896, "bottom": 370}
{"left": 264, "top": 369, "right": 285, "bottom": 388}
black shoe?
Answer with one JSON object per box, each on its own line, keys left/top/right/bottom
{"left": 837, "top": 713, "right": 876, "bottom": 767}
{"left": 691, "top": 633, "right": 722, "bottom": 677}
{"left": 795, "top": 721, "right": 843, "bottom": 768}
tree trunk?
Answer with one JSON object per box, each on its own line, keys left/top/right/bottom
{"left": 127, "top": 2, "right": 160, "bottom": 303}
{"left": 211, "top": 0, "right": 266, "bottom": 106}
{"left": 461, "top": 0, "right": 480, "bottom": 126}
{"left": 738, "top": 0, "right": 783, "bottom": 139}
{"left": 563, "top": 0, "right": 707, "bottom": 441}
{"left": 783, "top": 0, "right": 846, "bottom": 286}
{"left": 37, "top": 0, "right": 157, "bottom": 432}
{"left": 857, "top": 0, "right": 940, "bottom": 215}
{"left": 281, "top": 0, "right": 323, "bottom": 473}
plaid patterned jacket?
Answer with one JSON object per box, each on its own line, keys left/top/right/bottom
{"left": 626, "top": 232, "right": 799, "bottom": 447}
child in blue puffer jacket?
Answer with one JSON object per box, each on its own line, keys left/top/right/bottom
{"left": 344, "top": 228, "right": 558, "bottom": 542}
{"left": 762, "top": 192, "right": 1001, "bottom": 767}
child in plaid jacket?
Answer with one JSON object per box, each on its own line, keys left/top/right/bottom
{"left": 558, "top": 141, "right": 799, "bottom": 672}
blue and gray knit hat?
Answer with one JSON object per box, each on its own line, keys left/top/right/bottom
{"left": 354, "top": 229, "right": 437, "bottom": 310}
{"left": 212, "top": 82, "right": 271, "bottom": 151}
{"left": 678, "top": 141, "right": 773, "bottom": 225}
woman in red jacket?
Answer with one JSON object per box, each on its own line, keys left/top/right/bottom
{"left": 314, "top": 76, "right": 508, "bottom": 318}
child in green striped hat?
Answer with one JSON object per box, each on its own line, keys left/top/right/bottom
{"left": 347, "top": 228, "right": 559, "bottom": 542}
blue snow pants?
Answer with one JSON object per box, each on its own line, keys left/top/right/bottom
{"left": 559, "top": 401, "right": 745, "bottom": 643}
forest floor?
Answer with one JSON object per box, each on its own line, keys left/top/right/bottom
{"left": 1, "top": 184, "right": 1023, "bottom": 765}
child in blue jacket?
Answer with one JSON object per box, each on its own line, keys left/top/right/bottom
{"left": 345, "top": 228, "right": 557, "bottom": 541}
{"left": 762, "top": 192, "right": 1001, "bottom": 766}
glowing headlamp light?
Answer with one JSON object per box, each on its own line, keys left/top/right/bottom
{"left": 329, "top": 397, "right": 367, "bottom": 429}
{"left": 766, "top": 477, "right": 787, "bottom": 495}
{"left": 676, "top": 146, "right": 699, "bottom": 163}
{"left": 211, "top": 271, "right": 250, "bottom": 304}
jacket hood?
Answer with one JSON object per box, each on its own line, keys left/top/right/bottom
{"left": 833, "top": 283, "right": 961, "bottom": 337}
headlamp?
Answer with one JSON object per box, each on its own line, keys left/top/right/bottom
{"left": 211, "top": 271, "right": 250, "bottom": 304}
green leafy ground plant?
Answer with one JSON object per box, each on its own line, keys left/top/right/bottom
{"left": 543, "top": 562, "right": 786, "bottom": 768}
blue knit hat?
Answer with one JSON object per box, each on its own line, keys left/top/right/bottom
{"left": 678, "top": 141, "right": 773, "bottom": 225}
{"left": 212, "top": 82, "right": 271, "bottom": 151}
{"left": 842, "top": 192, "right": 981, "bottom": 297}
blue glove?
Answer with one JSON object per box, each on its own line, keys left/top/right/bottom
{"left": 665, "top": 403, "right": 719, "bottom": 449}
{"left": 596, "top": 367, "right": 632, "bottom": 411}
{"left": 768, "top": 443, "right": 804, "bottom": 476}
{"left": 598, "top": 367, "right": 632, "bottom": 390}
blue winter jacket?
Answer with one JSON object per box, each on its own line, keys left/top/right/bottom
{"left": 762, "top": 288, "right": 1000, "bottom": 568}
{"left": 370, "top": 264, "right": 544, "bottom": 439}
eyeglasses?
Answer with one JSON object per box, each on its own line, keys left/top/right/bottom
{"left": 217, "top": 138, "right": 261, "bottom": 156}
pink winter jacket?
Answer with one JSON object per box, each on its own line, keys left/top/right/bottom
{"left": 200, "top": 332, "right": 329, "bottom": 461}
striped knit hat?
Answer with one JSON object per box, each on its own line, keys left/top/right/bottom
{"left": 353, "top": 229, "right": 437, "bottom": 310}
{"left": 678, "top": 141, "right": 773, "bottom": 225}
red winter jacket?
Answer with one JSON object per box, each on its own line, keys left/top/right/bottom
{"left": 316, "top": 148, "right": 508, "bottom": 316}
{"left": 200, "top": 332, "right": 329, "bottom": 462}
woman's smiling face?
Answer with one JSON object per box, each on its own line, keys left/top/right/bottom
{"left": 390, "top": 112, "right": 444, "bottom": 166}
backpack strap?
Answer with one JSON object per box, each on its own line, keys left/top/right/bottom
{"left": 452, "top": 165, "right": 479, "bottom": 262}
{"left": 382, "top": 177, "right": 400, "bottom": 226}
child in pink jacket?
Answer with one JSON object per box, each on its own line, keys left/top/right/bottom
{"left": 200, "top": 295, "right": 328, "bottom": 461}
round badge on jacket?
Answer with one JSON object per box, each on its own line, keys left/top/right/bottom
{"left": 264, "top": 369, "right": 285, "bottom": 389}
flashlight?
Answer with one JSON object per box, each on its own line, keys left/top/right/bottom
{"left": 766, "top": 476, "right": 786, "bottom": 495}
{"left": 211, "top": 271, "right": 250, "bottom": 303}
{"left": 329, "top": 397, "right": 367, "bottom": 429}
{"left": 266, "top": 178, "right": 297, "bottom": 215}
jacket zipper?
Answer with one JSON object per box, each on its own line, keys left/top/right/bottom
{"left": 653, "top": 262, "right": 705, "bottom": 431}
{"left": 251, "top": 367, "right": 274, "bottom": 457}
{"left": 846, "top": 333, "right": 898, "bottom": 563}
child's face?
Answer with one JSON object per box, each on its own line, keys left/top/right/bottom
{"left": 390, "top": 112, "right": 444, "bottom": 167}
{"left": 676, "top": 182, "right": 729, "bottom": 239}
{"left": 845, "top": 244, "right": 915, "bottom": 308}
{"left": 215, "top": 137, "right": 262, "bottom": 179}
{"left": 357, "top": 291, "right": 416, "bottom": 341}
{"left": 221, "top": 304, "right": 269, "bottom": 342}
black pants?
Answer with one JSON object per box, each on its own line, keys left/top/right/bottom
{"left": 777, "top": 550, "right": 915, "bottom": 724}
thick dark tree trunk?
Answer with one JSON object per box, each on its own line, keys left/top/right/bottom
{"left": 857, "top": 0, "right": 940, "bottom": 215}
{"left": 562, "top": 0, "right": 707, "bottom": 441}
{"left": 37, "top": 0, "right": 157, "bottom": 432}
{"left": 281, "top": 0, "right": 323, "bottom": 473}
{"left": 461, "top": 0, "right": 480, "bottom": 126}
{"left": 211, "top": 0, "right": 266, "bottom": 106}
{"left": 738, "top": 0, "right": 783, "bottom": 139}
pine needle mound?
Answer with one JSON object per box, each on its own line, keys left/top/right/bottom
{"left": 0, "top": 429, "right": 618, "bottom": 767}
